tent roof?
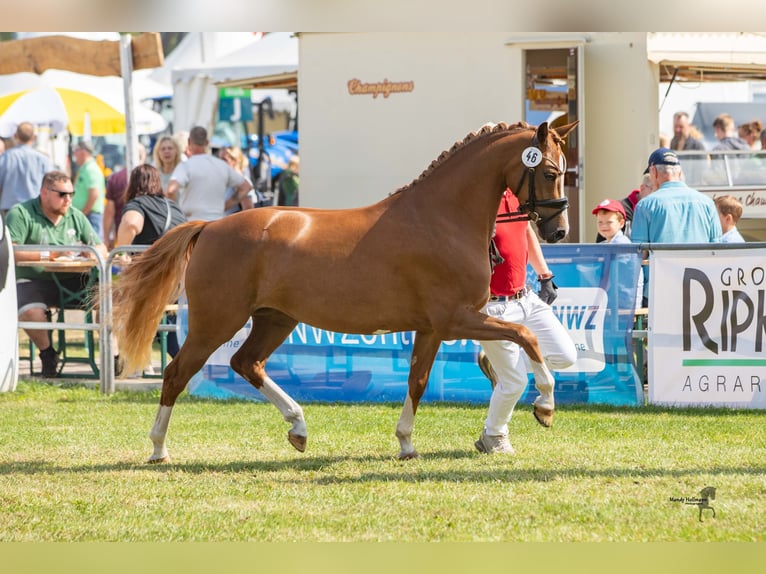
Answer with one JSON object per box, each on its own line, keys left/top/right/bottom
{"left": 149, "top": 32, "right": 258, "bottom": 87}
{"left": 648, "top": 32, "right": 766, "bottom": 82}
{"left": 171, "top": 32, "right": 298, "bottom": 87}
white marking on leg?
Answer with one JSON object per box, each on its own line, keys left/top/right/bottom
{"left": 530, "top": 360, "right": 555, "bottom": 410}
{"left": 258, "top": 375, "right": 307, "bottom": 438}
{"left": 395, "top": 394, "right": 416, "bottom": 458}
{"left": 148, "top": 405, "right": 172, "bottom": 462}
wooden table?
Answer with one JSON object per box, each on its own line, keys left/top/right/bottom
{"left": 16, "top": 257, "right": 97, "bottom": 274}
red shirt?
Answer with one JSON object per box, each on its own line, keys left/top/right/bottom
{"left": 489, "top": 190, "right": 528, "bottom": 296}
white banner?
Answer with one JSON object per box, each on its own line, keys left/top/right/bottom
{"left": 649, "top": 249, "right": 766, "bottom": 408}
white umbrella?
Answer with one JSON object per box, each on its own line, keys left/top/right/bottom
{"left": 0, "top": 69, "right": 168, "bottom": 138}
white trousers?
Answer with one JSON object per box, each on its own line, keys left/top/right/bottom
{"left": 480, "top": 290, "right": 577, "bottom": 436}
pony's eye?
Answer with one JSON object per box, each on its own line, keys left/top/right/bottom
{"left": 544, "top": 172, "right": 557, "bottom": 182}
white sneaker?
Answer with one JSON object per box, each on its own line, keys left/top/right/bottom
{"left": 474, "top": 430, "right": 515, "bottom": 454}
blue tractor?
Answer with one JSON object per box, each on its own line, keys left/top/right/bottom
{"left": 245, "top": 97, "right": 298, "bottom": 206}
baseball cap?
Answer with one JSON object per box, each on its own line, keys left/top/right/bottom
{"left": 646, "top": 147, "right": 680, "bottom": 169}
{"left": 592, "top": 198, "right": 626, "bottom": 219}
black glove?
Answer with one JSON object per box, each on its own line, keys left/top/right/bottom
{"left": 538, "top": 275, "right": 558, "bottom": 305}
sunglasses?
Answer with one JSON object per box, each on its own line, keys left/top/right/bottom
{"left": 47, "top": 188, "right": 75, "bottom": 199}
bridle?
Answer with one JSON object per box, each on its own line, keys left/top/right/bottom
{"left": 496, "top": 134, "right": 569, "bottom": 226}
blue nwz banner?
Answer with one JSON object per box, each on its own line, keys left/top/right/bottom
{"left": 183, "top": 244, "right": 644, "bottom": 406}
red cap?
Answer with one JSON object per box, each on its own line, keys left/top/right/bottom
{"left": 592, "top": 199, "right": 626, "bottom": 218}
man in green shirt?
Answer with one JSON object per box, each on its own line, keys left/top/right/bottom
{"left": 7, "top": 171, "right": 106, "bottom": 377}
{"left": 72, "top": 139, "right": 106, "bottom": 239}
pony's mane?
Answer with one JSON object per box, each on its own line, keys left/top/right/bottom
{"left": 393, "top": 121, "right": 537, "bottom": 194}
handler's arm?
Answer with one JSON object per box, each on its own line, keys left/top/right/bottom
{"left": 526, "top": 223, "right": 552, "bottom": 278}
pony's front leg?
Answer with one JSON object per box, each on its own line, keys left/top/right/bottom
{"left": 258, "top": 375, "right": 307, "bottom": 452}
{"left": 395, "top": 331, "right": 441, "bottom": 460}
{"left": 528, "top": 359, "right": 555, "bottom": 427}
{"left": 148, "top": 404, "right": 173, "bottom": 463}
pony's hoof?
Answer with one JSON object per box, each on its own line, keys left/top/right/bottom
{"left": 397, "top": 450, "right": 420, "bottom": 460}
{"left": 533, "top": 406, "right": 554, "bottom": 428}
{"left": 147, "top": 455, "right": 170, "bottom": 464}
{"left": 288, "top": 432, "right": 307, "bottom": 452}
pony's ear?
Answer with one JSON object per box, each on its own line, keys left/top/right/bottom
{"left": 536, "top": 122, "right": 550, "bottom": 148}
{"left": 554, "top": 121, "right": 580, "bottom": 141}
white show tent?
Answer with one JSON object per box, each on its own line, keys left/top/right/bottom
{"left": 648, "top": 32, "right": 766, "bottom": 81}
{"left": 170, "top": 32, "right": 298, "bottom": 132}
{"left": 147, "top": 32, "right": 258, "bottom": 88}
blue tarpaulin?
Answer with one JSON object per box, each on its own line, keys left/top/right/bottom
{"left": 183, "top": 243, "right": 644, "bottom": 406}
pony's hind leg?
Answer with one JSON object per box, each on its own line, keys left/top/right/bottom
{"left": 229, "top": 309, "right": 307, "bottom": 452}
{"left": 396, "top": 331, "right": 442, "bottom": 460}
{"left": 149, "top": 312, "right": 252, "bottom": 464}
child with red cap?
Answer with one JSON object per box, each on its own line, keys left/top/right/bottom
{"left": 592, "top": 199, "right": 629, "bottom": 244}
{"left": 593, "top": 198, "right": 644, "bottom": 309}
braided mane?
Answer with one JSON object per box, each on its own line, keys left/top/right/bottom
{"left": 394, "top": 121, "right": 536, "bottom": 194}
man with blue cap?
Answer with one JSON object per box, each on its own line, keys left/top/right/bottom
{"left": 631, "top": 147, "right": 722, "bottom": 305}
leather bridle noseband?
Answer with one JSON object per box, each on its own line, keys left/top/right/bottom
{"left": 496, "top": 135, "right": 569, "bottom": 226}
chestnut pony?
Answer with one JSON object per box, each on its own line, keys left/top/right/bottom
{"left": 113, "top": 120, "right": 577, "bottom": 462}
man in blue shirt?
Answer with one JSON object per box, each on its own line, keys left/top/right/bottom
{"left": 0, "top": 122, "right": 52, "bottom": 214}
{"left": 631, "top": 147, "right": 722, "bottom": 305}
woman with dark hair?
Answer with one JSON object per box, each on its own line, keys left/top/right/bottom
{"left": 116, "top": 164, "right": 186, "bottom": 246}
{"left": 116, "top": 164, "right": 187, "bottom": 365}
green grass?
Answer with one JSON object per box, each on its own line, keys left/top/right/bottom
{"left": 0, "top": 381, "right": 763, "bottom": 541}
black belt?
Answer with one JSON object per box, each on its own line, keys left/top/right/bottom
{"left": 489, "top": 287, "right": 528, "bottom": 302}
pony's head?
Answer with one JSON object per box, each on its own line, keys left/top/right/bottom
{"left": 510, "top": 121, "right": 578, "bottom": 243}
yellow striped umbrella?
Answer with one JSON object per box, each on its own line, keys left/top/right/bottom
{"left": 0, "top": 85, "right": 166, "bottom": 137}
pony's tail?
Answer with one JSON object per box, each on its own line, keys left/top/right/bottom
{"left": 112, "top": 221, "right": 207, "bottom": 375}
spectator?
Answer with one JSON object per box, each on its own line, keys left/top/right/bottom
{"left": 595, "top": 172, "right": 655, "bottom": 243}
{"left": 670, "top": 111, "right": 706, "bottom": 151}
{"left": 714, "top": 195, "right": 746, "bottom": 243}
{"left": 152, "top": 135, "right": 183, "bottom": 191}
{"left": 219, "top": 146, "right": 259, "bottom": 214}
{"left": 103, "top": 143, "right": 147, "bottom": 249}
{"left": 761, "top": 128, "right": 766, "bottom": 150}
{"left": 592, "top": 198, "right": 644, "bottom": 309}
{"left": 631, "top": 148, "right": 722, "bottom": 305}
{"left": 0, "top": 122, "right": 53, "bottom": 214}
{"left": 72, "top": 139, "right": 106, "bottom": 238}
{"left": 6, "top": 171, "right": 105, "bottom": 377}
{"left": 172, "top": 130, "right": 190, "bottom": 160}
{"left": 0, "top": 137, "right": 6, "bottom": 155}
{"left": 165, "top": 126, "right": 253, "bottom": 221}
{"left": 737, "top": 120, "right": 763, "bottom": 150}
{"left": 712, "top": 114, "right": 749, "bottom": 150}
{"left": 116, "top": 164, "right": 187, "bottom": 365}
{"left": 277, "top": 155, "right": 300, "bottom": 206}
{"left": 593, "top": 199, "right": 630, "bottom": 244}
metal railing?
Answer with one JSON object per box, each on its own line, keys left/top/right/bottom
{"left": 14, "top": 243, "right": 109, "bottom": 392}
{"left": 14, "top": 244, "right": 180, "bottom": 394}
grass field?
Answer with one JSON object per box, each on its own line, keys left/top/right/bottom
{"left": 0, "top": 380, "right": 763, "bottom": 542}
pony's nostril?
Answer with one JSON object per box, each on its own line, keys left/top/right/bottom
{"left": 549, "top": 229, "right": 566, "bottom": 243}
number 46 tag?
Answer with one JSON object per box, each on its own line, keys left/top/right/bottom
{"left": 521, "top": 147, "right": 543, "bottom": 167}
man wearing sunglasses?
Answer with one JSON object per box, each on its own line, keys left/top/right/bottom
{"left": 6, "top": 171, "right": 106, "bottom": 377}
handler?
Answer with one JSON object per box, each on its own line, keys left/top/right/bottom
{"left": 475, "top": 189, "right": 577, "bottom": 455}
